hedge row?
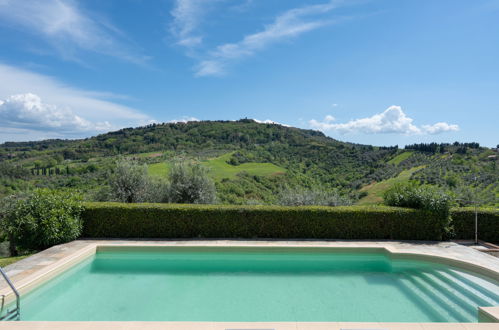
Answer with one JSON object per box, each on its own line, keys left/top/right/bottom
{"left": 82, "top": 203, "right": 451, "bottom": 241}
{"left": 452, "top": 207, "right": 499, "bottom": 243}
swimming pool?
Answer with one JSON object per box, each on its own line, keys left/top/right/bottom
{"left": 6, "top": 246, "right": 499, "bottom": 322}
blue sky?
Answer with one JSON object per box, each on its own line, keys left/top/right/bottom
{"left": 0, "top": 0, "right": 498, "bottom": 146}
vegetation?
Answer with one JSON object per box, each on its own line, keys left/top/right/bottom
{"left": 387, "top": 151, "right": 414, "bottom": 165}
{"left": 383, "top": 183, "right": 453, "bottom": 216}
{"left": 203, "top": 152, "right": 286, "bottom": 180}
{"left": 383, "top": 182, "right": 454, "bottom": 238}
{"left": 0, "top": 121, "right": 495, "bottom": 257}
{"left": 358, "top": 166, "right": 425, "bottom": 205}
{"left": 452, "top": 207, "right": 499, "bottom": 243}
{"left": 110, "top": 158, "right": 150, "bottom": 203}
{"left": 107, "top": 158, "right": 216, "bottom": 204}
{"left": 166, "top": 160, "right": 216, "bottom": 204}
{"left": 0, "top": 254, "right": 32, "bottom": 267}
{"left": 82, "top": 203, "right": 449, "bottom": 240}
{"left": 82, "top": 202, "right": 494, "bottom": 242}
{"left": 405, "top": 142, "right": 480, "bottom": 154}
{"left": 0, "top": 120, "right": 497, "bottom": 206}
{"left": 0, "top": 189, "right": 83, "bottom": 254}
{"left": 148, "top": 162, "right": 171, "bottom": 177}
{"left": 277, "top": 186, "right": 352, "bottom": 206}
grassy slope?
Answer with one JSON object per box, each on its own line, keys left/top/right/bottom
{"left": 387, "top": 151, "right": 414, "bottom": 165}
{"left": 148, "top": 152, "right": 286, "bottom": 180}
{"left": 148, "top": 162, "right": 171, "bottom": 177}
{"left": 357, "top": 165, "right": 425, "bottom": 205}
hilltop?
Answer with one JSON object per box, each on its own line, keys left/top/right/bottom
{"left": 0, "top": 120, "right": 497, "bottom": 205}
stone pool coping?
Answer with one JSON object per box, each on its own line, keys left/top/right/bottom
{"left": 1, "top": 239, "right": 499, "bottom": 329}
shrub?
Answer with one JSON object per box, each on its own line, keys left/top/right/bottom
{"left": 145, "top": 178, "right": 170, "bottom": 203}
{"left": 0, "top": 189, "right": 83, "bottom": 254}
{"left": 0, "top": 193, "right": 28, "bottom": 255}
{"left": 452, "top": 207, "right": 499, "bottom": 243}
{"left": 110, "top": 158, "right": 149, "bottom": 203}
{"left": 278, "top": 186, "right": 352, "bottom": 206}
{"left": 167, "top": 160, "right": 216, "bottom": 204}
{"left": 383, "top": 183, "right": 454, "bottom": 238}
{"left": 384, "top": 183, "right": 453, "bottom": 215}
{"left": 82, "top": 203, "right": 448, "bottom": 240}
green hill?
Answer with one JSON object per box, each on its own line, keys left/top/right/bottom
{"left": 0, "top": 120, "right": 497, "bottom": 206}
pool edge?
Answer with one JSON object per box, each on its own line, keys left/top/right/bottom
{"left": 1, "top": 240, "right": 499, "bottom": 325}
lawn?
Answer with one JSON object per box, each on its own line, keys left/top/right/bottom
{"left": 0, "top": 254, "right": 32, "bottom": 268}
{"left": 148, "top": 162, "right": 171, "bottom": 177}
{"left": 148, "top": 152, "right": 286, "bottom": 180}
{"left": 357, "top": 165, "right": 425, "bottom": 205}
{"left": 202, "top": 153, "right": 286, "bottom": 180}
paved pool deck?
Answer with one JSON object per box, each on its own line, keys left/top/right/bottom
{"left": 0, "top": 239, "right": 498, "bottom": 329}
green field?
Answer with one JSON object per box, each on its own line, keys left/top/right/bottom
{"left": 148, "top": 162, "right": 171, "bottom": 177}
{"left": 388, "top": 151, "right": 414, "bottom": 165}
{"left": 148, "top": 153, "right": 286, "bottom": 180}
{"left": 357, "top": 165, "right": 425, "bottom": 205}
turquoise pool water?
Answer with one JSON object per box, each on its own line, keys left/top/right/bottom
{"left": 11, "top": 247, "right": 499, "bottom": 322}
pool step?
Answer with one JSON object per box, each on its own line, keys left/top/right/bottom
{"left": 401, "top": 271, "right": 475, "bottom": 322}
{"left": 430, "top": 270, "right": 499, "bottom": 307}
{"left": 398, "top": 273, "right": 451, "bottom": 322}
{"left": 417, "top": 271, "right": 479, "bottom": 316}
{"left": 444, "top": 269, "right": 499, "bottom": 303}
{"left": 408, "top": 271, "right": 477, "bottom": 322}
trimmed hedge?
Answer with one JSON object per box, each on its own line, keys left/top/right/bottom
{"left": 452, "top": 207, "right": 499, "bottom": 243}
{"left": 82, "top": 203, "right": 451, "bottom": 241}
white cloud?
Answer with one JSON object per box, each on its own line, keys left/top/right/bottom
{"left": 253, "top": 119, "right": 290, "bottom": 127}
{"left": 230, "top": 0, "right": 255, "bottom": 13}
{"left": 167, "top": 116, "right": 200, "bottom": 123}
{"left": 309, "top": 106, "right": 460, "bottom": 135}
{"left": 195, "top": 0, "right": 341, "bottom": 76}
{"left": 0, "top": 0, "right": 146, "bottom": 63}
{"left": 170, "top": 0, "right": 220, "bottom": 48}
{"left": 196, "top": 60, "right": 224, "bottom": 77}
{"left": 324, "top": 115, "right": 335, "bottom": 122}
{"left": 0, "top": 93, "right": 111, "bottom": 132}
{"left": 0, "top": 63, "right": 154, "bottom": 142}
{"left": 170, "top": 0, "right": 202, "bottom": 47}
{"left": 421, "top": 122, "right": 460, "bottom": 134}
